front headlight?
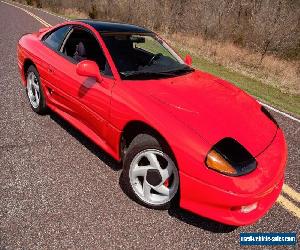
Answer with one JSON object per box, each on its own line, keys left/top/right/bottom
{"left": 206, "top": 150, "right": 237, "bottom": 175}
{"left": 205, "top": 138, "right": 257, "bottom": 176}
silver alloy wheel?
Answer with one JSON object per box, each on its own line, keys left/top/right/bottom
{"left": 129, "top": 149, "right": 179, "bottom": 206}
{"left": 27, "top": 71, "right": 40, "bottom": 109}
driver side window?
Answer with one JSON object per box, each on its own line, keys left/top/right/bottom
{"left": 61, "top": 27, "right": 113, "bottom": 77}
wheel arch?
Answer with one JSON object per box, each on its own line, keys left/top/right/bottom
{"left": 23, "top": 58, "right": 35, "bottom": 78}
{"left": 120, "top": 120, "right": 177, "bottom": 165}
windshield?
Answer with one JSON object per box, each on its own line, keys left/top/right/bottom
{"left": 101, "top": 33, "right": 194, "bottom": 79}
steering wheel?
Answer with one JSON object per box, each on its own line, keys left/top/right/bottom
{"left": 148, "top": 53, "right": 163, "bottom": 66}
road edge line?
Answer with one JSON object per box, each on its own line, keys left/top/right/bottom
{"left": 8, "top": 0, "right": 69, "bottom": 21}
{"left": 258, "top": 101, "right": 300, "bottom": 123}
{"left": 1, "top": 0, "right": 51, "bottom": 27}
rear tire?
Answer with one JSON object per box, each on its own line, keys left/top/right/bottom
{"left": 26, "top": 65, "right": 47, "bottom": 114}
{"left": 121, "top": 134, "right": 179, "bottom": 210}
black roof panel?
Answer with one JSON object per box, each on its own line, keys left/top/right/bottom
{"left": 76, "top": 19, "right": 152, "bottom": 33}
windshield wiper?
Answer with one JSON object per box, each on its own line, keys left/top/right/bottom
{"left": 166, "top": 66, "right": 194, "bottom": 74}
{"left": 121, "top": 71, "right": 178, "bottom": 79}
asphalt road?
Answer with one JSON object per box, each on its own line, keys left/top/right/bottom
{"left": 0, "top": 1, "right": 299, "bottom": 249}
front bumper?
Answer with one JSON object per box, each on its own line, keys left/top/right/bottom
{"left": 179, "top": 129, "right": 287, "bottom": 226}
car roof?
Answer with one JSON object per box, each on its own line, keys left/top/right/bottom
{"left": 75, "top": 19, "right": 152, "bottom": 34}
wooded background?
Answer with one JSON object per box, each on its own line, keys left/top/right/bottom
{"left": 24, "top": 0, "right": 300, "bottom": 61}
{"left": 16, "top": 0, "right": 300, "bottom": 95}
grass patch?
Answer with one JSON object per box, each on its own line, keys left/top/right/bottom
{"left": 177, "top": 48, "right": 300, "bottom": 117}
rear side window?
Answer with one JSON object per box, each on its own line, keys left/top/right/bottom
{"left": 43, "top": 25, "right": 70, "bottom": 51}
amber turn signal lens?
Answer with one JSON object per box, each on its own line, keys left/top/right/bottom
{"left": 206, "top": 150, "right": 237, "bottom": 175}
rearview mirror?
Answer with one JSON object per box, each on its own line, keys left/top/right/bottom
{"left": 130, "top": 36, "right": 145, "bottom": 43}
{"left": 184, "top": 54, "right": 192, "bottom": 66}
{"left": 76, "top": 60, "right": 102, "bottom": 82}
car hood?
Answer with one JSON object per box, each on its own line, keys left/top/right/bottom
{"left": 128, "top": 70, "right": 277, "bottom": 157}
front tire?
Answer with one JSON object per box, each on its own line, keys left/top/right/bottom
{"left": 26, "top": 65, "right": 46, "bottom": 114}
{"left": 121, "top": 134, "right": 179, "bottom": 209}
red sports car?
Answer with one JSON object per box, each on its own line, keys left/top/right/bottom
{"left": 17, "top": 20, "right": 287, "bottom": 226}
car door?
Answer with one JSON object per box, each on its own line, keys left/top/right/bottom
{"left": 38, "top": 25, "right": 75, "bottom": 113}
{"left": 45, "top": 25, "right": 115, "bottom": 142}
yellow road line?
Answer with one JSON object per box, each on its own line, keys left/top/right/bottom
{"left": 7, "top": 0, "right": 69, "bottom": 21}
{"left": 282, "top": 184, "right": 300, "bottom": 203}
{"left": 277, "top": 195, "right": 300, "bottom": 219}
{"left": 1, "top": 0, "right": 52, "bottom": 27}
